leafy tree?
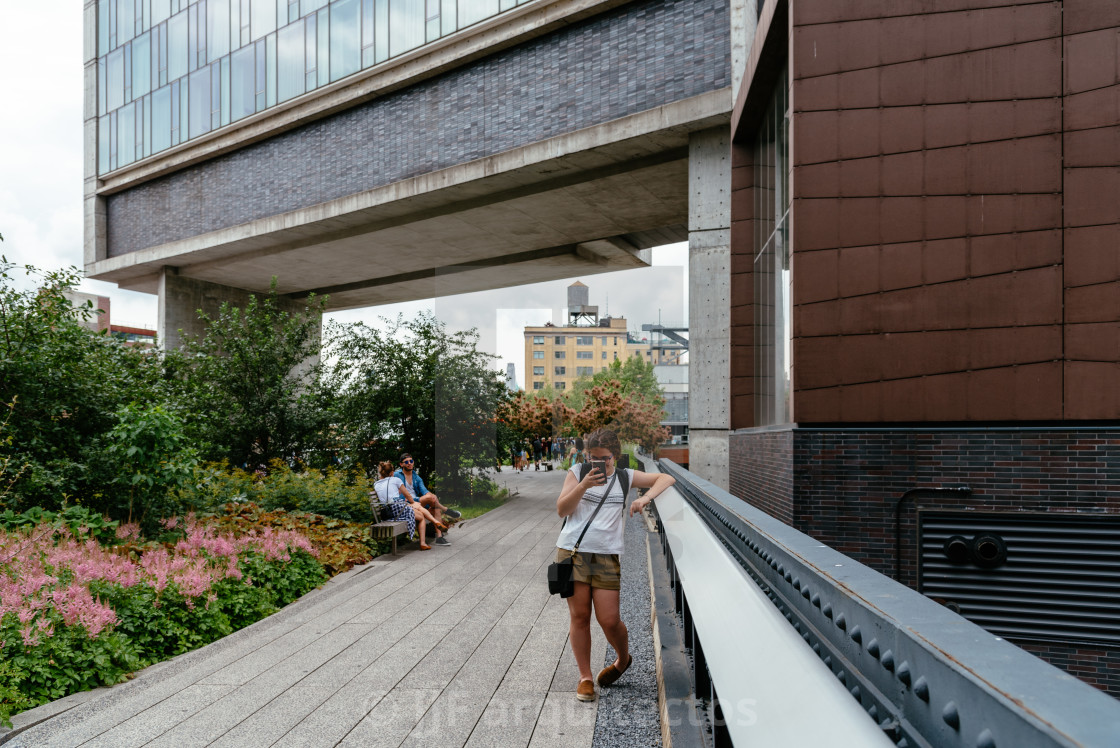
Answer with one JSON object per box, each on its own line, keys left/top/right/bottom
{"left": 0, "top": 258, "right": 168, "bottom": 511}
{"left": 326, "top": 312, "right": 507, "bottom": 498}
{"left": 569, "top": 355, "right": 663, "bottom": 408}
{"left": 102, "top": 403, "right": 197, "bottom": 530}
{"left": 165, "top": 282, "right": 330, "bottom": 469}
{"left": 502, "top": 390, "right": 574, "bottom": 439}
{"left": 500, "top": 355, "right": 670, "bottom": 451}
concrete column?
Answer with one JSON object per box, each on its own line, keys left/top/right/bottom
{"left": 688, "top": 126, "right": 731, "bottom": 490}
{"left": 731, "top": 0, "right": 759, "bottom": 101}
{"left": 82, "top": 0, "right": 104, "bottom": 268}
{"left": 157, "top": 270, "right": 321, "bottom": 358}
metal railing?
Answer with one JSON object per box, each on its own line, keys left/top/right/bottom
{"left": 650, "top": 459, "right": 1120, "bottom": 748}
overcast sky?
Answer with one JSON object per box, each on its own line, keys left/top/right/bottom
{"left": 0, "top": 3, "right": 688, "bottom": 388}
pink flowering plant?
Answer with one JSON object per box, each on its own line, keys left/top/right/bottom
{"left": 0, "top": 515, "right": 325, "bottom": 726}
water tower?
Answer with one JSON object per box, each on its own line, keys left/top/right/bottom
{"left": 567, "top": 281, "right": 598, "bottom": 326}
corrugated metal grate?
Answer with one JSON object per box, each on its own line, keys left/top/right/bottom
{"left": 918, "top": 511, "right": 1120, "bottom": 646}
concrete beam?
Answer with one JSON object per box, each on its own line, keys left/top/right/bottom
{"left": 89, "top": 90, "right": 729, "bottom": 310}
{"left": 687, "top": 126, "right": 732, "bottom": 490}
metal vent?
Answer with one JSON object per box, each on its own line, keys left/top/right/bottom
{"left": 918, "top": 511, "right": 1120, "bottom": 646}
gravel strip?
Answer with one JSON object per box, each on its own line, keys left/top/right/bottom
{"left": 592, "top": 509, "right": 662, "bottom": 747}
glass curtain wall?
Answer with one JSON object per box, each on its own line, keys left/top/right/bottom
{"left": 96, "top": 0, "right": 531, "bottom": 174}
{"left": 753, "top": 64, "right": 791, "bottom": 426}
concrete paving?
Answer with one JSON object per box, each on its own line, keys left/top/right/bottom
{"left": 6, "top": 467, "right": 629, "bottom": 748}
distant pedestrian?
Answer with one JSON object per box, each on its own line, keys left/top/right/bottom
{"left": 533, "top": 436, "right": 543, "bottom": 470}
{"left": 568, "top": 437, "right": 587, "bottom": 466}
{"left": 554, "top": 428, "right": 676, "bottom": 702}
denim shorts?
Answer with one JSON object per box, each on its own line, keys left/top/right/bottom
{"left": 556, "top": 548, "right": 621, "bottom": 590}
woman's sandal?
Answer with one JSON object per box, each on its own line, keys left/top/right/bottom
{"left": 434, "top": 522, "right": 449, "bottom": 532}
{"left": 596, "top": 653, "right": 632, "bottom": 687}
{"left": 419, "top": 543, "right": 432, "bottom": 550}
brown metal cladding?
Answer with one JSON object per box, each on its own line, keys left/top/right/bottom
{"left": 1063, "top": 5, "right": 1120, "bottom": 419}
{"left": 773, "top": 0, "right": 1120, "bottom": 423}
{"left": 730, "top": 141, "right": 756, "bottom": 429}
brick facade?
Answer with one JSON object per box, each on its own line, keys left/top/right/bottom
{"left": 106, "top": 0, "right": 731, "bottom": 256}
{"left": 728, "top": 427, "right": 792, "bottom": 524}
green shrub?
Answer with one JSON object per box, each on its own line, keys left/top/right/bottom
{"left": 173, "top": 462, "right": 372, "bottom": 523}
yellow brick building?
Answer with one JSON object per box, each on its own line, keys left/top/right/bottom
{"left": 522, "top": 316, "right": 660, "bottom": 391}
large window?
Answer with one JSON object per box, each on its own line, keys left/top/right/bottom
{"left": 754, "top": 64, "right": 791, "bottom": 425}
{"left": 554, "top": 336, "right": 564, "bottom": 345}
{"left": 533, "top": 366, "right": 544, "bottom": 375}
{"left": 575, "top": 366, "right": 593, "bottom": 376}
{"left": 532, "top": 351, "right": 544, "bottom": 359}
{"left": 554, "top": 351, "right": 565, "bottom": 359}
{"left": 554, "top": 366, "right": 566, "bottom": 376}
{"left": 575, "top": 336, "right": 593, "bottom": 345}
{"left": 532, "top": 336, "right": 544, "bottom": 344}
{"left": 96, "top": 0, "right": 534, "bottom": 174}
{"left": 576, "top": 351, "right": 592, "bottom": 359}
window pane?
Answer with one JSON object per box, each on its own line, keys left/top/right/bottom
{"left": 457, "top": 0, "right": 497, "bottom": 28}
{"left": 99, "top": 114, "right": 111, "bottom": 173}
{"left": 133, "top": 31, "right": 151, "bottom": 98}
{"left": 188, "top": 66, "right": 211, "bottom": 137}
{"left": 265, "top": 32, "right": 277, "bottom": 107}
{"left": 277, "top": 20, "right": 304, "bottom": 102}
{"left": 329, "top": 0, "right": 361, "bottom": 82}
{"left": 117, "top": 0, "right": 135, "bottom": 46}
{"left": 251, "top": 0, "right": 276, "bottom": 40}
{"left": 230, "top": 45, "right": 255, "bottom": 119}
{"left": 99, "top": 0, "right": 111, "bottom": 55}
{"left": 152, "top": 0, "right": 171, "bottom": 24}
{"left": 316, "top": 8, "right": 328, "bottom": 86}
{"left": 221, "top": 56, "right": 231, "bottom": 125}
{"left": 152, "top": 84, "right": 171, "bottom": 152}
{"left": 117, "top": 101, "right": 136, "bottom": 166}
{"left": 303, "top": 0, "right": 328, "bottom": 10}
{"left": 107, "top": 48, "right": 125, "bottom": 111}
{"left": 389, "top": 0, "right": 424, "bottom": 57}
{"left": 208, "top": 0, "right": 230, "bottom": 61}
{"left": 374, "top": 0, "right": 387, "bottom": 62}
{"left": 167, "top": 10, "right": 188, "bottom": 81}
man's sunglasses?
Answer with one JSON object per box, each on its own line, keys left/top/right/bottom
{"left": 401, "top": 459, "right": 414, "bottom": 464}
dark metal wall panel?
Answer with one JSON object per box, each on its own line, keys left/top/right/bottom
{"left": 919, "top": 511, "right": 1120, "bottom": 646}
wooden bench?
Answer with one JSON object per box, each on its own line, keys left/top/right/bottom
{"left": 369, "top": 501, "right": 410, "bottom": 555}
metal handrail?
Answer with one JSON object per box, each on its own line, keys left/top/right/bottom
{"left": 656, "top": 458, "right": 1120, "bottom": 748}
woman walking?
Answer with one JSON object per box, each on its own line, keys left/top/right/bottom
{"left": 554, "top": 428, "right": 675, "bottom": 702}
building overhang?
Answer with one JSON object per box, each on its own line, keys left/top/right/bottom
{"left": 88, "top": 90, "right": 729, "bottom": 310}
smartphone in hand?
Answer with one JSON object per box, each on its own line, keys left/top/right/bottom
{"left": 588, "top": 460, "right": 608, "bottom": 480}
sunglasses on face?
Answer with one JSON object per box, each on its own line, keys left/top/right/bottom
{"left": 401, "top": 459, "right": 414, "bottom": 464}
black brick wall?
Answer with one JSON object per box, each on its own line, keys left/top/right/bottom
{"left": 729, "top": 426, "right": 1120, "bottom": 696}
{"left": 107, "top": 0, "right": 731, "bottom": 256}
{"left": 728, "top": 428, "right": 793, "bottom": 524}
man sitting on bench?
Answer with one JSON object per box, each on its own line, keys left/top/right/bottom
{"left": 394, "top": 453, "right": 460, "bottom": 546}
